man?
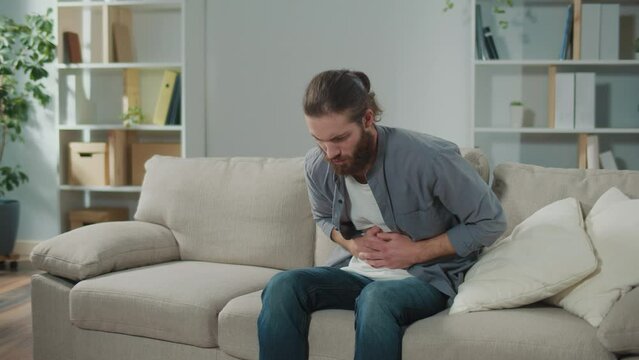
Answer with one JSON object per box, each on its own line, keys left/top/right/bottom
{"left": 258, "top": 70, "right": 506, "bottom": 360}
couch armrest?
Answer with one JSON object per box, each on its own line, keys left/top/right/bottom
{"left": 30, "top": 221, "right": 180, "bottom": 281}
{"left": 597, "top": 286, "right": 639, "bottom": 355}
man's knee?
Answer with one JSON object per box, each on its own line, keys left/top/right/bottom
{"left": 263, "top": 269, "right": 315, "bottom": 304}
{"left": 355, "top": 282, "right": 400, "bottom": 316}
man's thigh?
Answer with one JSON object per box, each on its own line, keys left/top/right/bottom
{"left": 356, "top": 277, "right": 448, "bottom": 325}
{"left": 269, "top": 267, "right": 373, "bottom": 311}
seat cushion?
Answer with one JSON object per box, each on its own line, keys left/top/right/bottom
{"left": 404, "top": 305, "right": 614, "bottom": 360}
{"left": 70, "top": 261, "right": 280, "bottom": 348}
{"left": 219, "top": 291, "right": 356, "bottom": 360}
{"left": 135, "top": 156, "right": 316, "bottom": 270}
{"left": 220, "top": 291, "right": 613, "bottom": 360}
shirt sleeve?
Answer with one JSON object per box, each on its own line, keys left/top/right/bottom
{"left": 304, "top": 152, "right": 335, "bottom": 240}
{"left": 431, "top": 149, "right": 507, "bottom": 257}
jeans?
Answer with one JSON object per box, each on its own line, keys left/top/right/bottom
{"left": 257, "top": 267, "right": 448, "bottom": 360}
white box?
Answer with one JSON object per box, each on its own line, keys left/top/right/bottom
{"left": 600, "top": 4, "right": 620, "bottom": 60}
{"left": 555, "top": 73, "right": 575, "bottom": 129}
{"left": 586, "top": 135, "right": 600, "bottom": 169}
{"left": 574, "top": 73, "right": 596, "bottom": 129}
{"left": 581, "top": 4, "right": 601, "bottom": 60}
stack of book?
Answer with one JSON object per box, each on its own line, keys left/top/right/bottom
{"left": 153, "top": 71, "right": 182, "bottom": 126}
{"left": 475, "top": 5, "right": 499, "bottom": 60}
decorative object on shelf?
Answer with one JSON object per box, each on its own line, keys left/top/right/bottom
{"left": 0, "top": 8, "right": 55, "bottom": 255}
{"left": 509, "top": 101, "right": 524, "bottom": 128}
{"left": 445, "top": 0, "right": 512, "bottom": 29}
{"left": 121, "top": 106, "right": 145, "bottom": 128}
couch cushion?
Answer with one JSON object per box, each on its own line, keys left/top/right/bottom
{"left": 70, "top": 261, "right": 280, "bottom": 348}
{"left": 404, "top": 306, "right": 614, "bottom": 360}
{"left": 450, "top": 198, "right": 596, "bottom": 314}
{"left": 597, "top": 286, "right": 639, "bottom": 355}
{"left": 492, "top": 163, "right": 639, "bottom": 238}
{"left": 219, "top": 290, "right": 356, "bottom": 360}
{"left": 549, "top": 187, "right": 639, "bottom": 327}
{"left": 219, "top": 290, "right": 612, "bottom": 360}
{"left": 135, "top": 156, "right": 316, "bottom": 270}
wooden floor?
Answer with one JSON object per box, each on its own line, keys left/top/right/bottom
{"left": 0, "top": 265, "right": 39, "bottom": 360}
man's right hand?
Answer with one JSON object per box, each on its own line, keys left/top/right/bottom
{"left": 348, "top": 226, "right": 383, "bottom": 259}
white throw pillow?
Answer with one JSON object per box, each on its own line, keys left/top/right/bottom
{"left": 450, "top": 198, "right": 597, "bottom": 314}
{"left": 547, "top": 187, "right": 639, "bottom": 327}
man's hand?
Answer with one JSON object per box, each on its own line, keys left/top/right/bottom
{"left": 358, "top": 231, "right": 418, "bottom": 269}
{"left": 347, "top": 226, "right": 383, "bottom": 258}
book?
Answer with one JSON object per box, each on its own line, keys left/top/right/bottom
{"left": 559, "top": 4, "right": 573, "bottom": 60}
{"left": 165, "top": 73, "right": 181, "bottom": 125}
{"left": 599, "top": 150, "right": 618, "bottom": 170}
{"left": 554, "top": 72, "right": 575, "bottom": 129}
{"left": 475, "top": 5, "right": 488, "bottom": 60}
{"left": 483, "top": 26, "right": 499, "bottom": 59}
{"left": 600, "top": 4, "right": 619, "bottom": 60}
{"left": 586, "top": 135, "right": 600, "bottom": 170}
{"left": 63, "top": 31, "right": 82, "bottom": 63}
{"left": 112, "top": 23, "right": 133, "bottom": 62}
{"left": 581, "top": 4, "right": 601, "bottom": 60}
{"left": 574, "top": 73, "right": 596, "bottom": 129}
{"left": 152, "top": 70, "right": 178, "bottom": 125}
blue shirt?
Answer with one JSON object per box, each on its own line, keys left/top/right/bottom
{"left": 304, "top": 125, "right": 506, "bottom": 300}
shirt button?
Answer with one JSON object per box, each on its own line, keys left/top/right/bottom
{"left": 338, "top": 199, "right": 343, "bottom": 204}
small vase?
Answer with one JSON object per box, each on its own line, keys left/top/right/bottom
{"left": 510, "top": 105, "right": 524, "bottom": 128}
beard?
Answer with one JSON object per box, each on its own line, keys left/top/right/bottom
{"left": 324, "top": 128, "right": 375, "bottom": 176}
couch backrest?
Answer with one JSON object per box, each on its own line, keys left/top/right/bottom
{"left": 493, "top": 162, "right": 639, "bottom": 238}
{"left": 135, "top": 156, "right": 316, "bottom": 270}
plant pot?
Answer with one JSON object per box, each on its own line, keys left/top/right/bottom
{"left": 0, "top": 199, "right": 20, "bottom": 256}
{"left": 510, "top": 105, "right": 524, "bottom": 127}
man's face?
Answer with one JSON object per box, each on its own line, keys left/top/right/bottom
{"left": 305, "top": 112, "right": 375, "bottom": 176}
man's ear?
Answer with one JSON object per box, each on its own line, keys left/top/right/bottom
{"left": 362, "top": 109, "right": 375, "bottom": 128}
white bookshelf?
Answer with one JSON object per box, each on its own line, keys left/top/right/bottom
{"left": 471, "top": 0, "right": 639, "bottom": 171}
{"left": 55, "top": 0, "right": 192, "bottom": 231}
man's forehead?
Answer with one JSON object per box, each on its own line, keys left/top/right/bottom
{"left": 306, "top": 115, "right": 356, "bottom": 141}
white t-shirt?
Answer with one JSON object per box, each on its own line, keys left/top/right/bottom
{"left": 341, "top": 175, "right": 414, "bottom": 281}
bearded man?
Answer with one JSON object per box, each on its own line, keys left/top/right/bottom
{"left": 257, "top": 70, "right": 506, "bottom": 360}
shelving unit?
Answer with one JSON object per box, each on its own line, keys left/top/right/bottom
{"left": 471, "top": 0, "right": 639, "bottom": 171}
{"left": 55, "top": 0, "right": 186, "bottom": 231}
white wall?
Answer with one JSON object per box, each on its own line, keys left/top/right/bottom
{"left": 205, "top": 0, "right": 472, "bottom": 157}
{"left": 1, "top": 0, "right": 60, "bottom": 241}
{"left": 3, "top": 0, "right": 472, "bottom": 241}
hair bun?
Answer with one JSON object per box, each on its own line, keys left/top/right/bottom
{"left": 351, "top": 71, "right": 371, "bottom": 92}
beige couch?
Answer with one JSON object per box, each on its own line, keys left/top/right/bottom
{"left": 30, "top": 151, "right": 639, "bottom": 360}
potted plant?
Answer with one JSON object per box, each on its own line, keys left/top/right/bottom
{"left": 509, "top": 100, "right": 524, "bottom": 127}
{"left": 0, "top": 9, "right": 55, "bottom": 256}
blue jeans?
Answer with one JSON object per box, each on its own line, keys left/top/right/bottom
{"left": 258, "top": 267, "right": 448, "bottom": 360}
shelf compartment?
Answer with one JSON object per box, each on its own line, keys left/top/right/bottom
{"left": 57, "top": 5, "right": 105, "bottom": 63}
{"left": 58, "top": 68, "right": 182, "bottom": 126}
{"left": 59, "top": 124, "right": 182, "bottom": 131}
{"left": 475, "top": 127, "right": 639, "bottom": 134}
{"left": 474, "top": 65, "right": 639, "bottom": 129}
{"left": 60, "top": 185, "right": 142, "bottom": 192}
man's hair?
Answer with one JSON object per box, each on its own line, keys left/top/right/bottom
{"left": 303, "top": 69, "right": 382, "bottom": 122}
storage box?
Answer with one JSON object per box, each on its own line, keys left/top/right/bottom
{"left": 131, "top": 143, "right": 181, "bottom": 185}
{"left": 68, "top": 142, "right": 109, "bottom": 186}
{"left": 69, "top": 207, "right": 129, "bottom": 230}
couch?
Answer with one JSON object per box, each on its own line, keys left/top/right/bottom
{"left": 30, "top": 150, "right": 639, "bottom": 360}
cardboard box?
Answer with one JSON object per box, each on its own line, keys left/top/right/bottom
{"left": 68, "top": 142, "right": 108, "bottom": 186}
{"left": 69, "top": 207, "right": 129, "bottom": 230}
{"left": 131, "top": 143, "right": 181, "bottom": 185}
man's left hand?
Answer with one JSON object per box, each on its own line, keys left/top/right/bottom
{"left": 358, "top": 232, "right": 418, "bottom": 269}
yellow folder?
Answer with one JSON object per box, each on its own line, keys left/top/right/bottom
{"left": 152, "top": 71, "right": 178, "bottom": 125}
